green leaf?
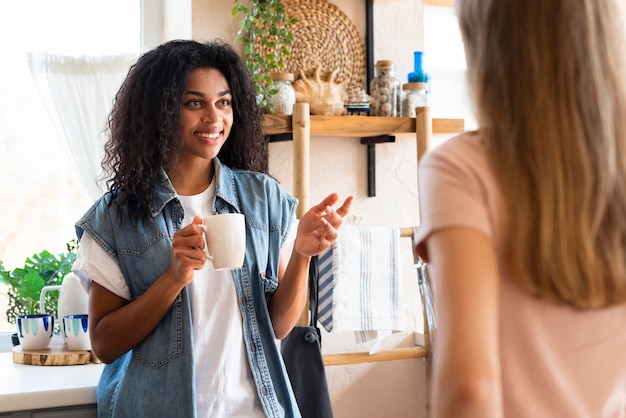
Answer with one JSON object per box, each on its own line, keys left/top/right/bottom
{"left": 2, "top": 241, "right": 79, "bottom": 320}
{"left": 16, "top": 269, "right": 46, "bottom": 303}
{"left": 231, "top": 0, "right": 295, "bottom": 101}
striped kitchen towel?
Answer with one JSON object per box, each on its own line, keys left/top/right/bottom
{"left": 317, "top": 225, "right": 406, "bottom": 334}
{"left": 317, "top": 247, "right": 335, "bottom": 332}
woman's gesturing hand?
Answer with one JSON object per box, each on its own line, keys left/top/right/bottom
{"left": 294, "top": 193, "right": 353, "bottom": 257}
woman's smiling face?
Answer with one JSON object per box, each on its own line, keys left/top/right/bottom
{"left": 179, "top": 67, "right": 234, "bottom": 163}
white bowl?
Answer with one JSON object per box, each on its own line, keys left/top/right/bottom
{"left": 16, "top": 314, "right": 54, "bottom": 350}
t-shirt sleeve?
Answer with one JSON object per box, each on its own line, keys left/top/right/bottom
{"left": 282, "top": 218, "right": 298, "bottom": 254}
{"left": 73, "top": 232, "right": 131, "bottom": 301}
{"left": 415, "top": 133, "right": 495, "bottom": 262}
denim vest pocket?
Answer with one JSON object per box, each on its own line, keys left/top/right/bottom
{"left": 133, "top": 292, "right": 183, "bottom": 368}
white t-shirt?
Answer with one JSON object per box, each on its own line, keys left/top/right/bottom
{"left": 74, "top": 182, "right": 265, "bottom": 417}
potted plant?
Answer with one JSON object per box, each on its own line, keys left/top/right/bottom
{"left": 0, "top": 240, "right": 78, "bottom": 344}
{"left": 232, "top": 0, "right": 297, "bottom": 112}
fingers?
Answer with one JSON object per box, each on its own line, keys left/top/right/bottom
{"left": 313, "top": 195, "right": 353, "bottom": 246}
{"left": 319, "top": 195, "right": 353, "bottom": 229}
{"left": 292, "top": 194, "right": 354, "bottom": 257}
{"left": 317, "top": 216, "right": 339, "bottom": 243}
{"left": 314, "top": 194, "right": 352, "bottom": 217}
{"left": 335, "top": 195, "right": 354, "bottom": 218}
{"left": 172, "top": 233, "right": 205, "bottom": 262}
{"left": 171, "top": 218, "right": 207, "bottom": 274}
{"left": 178, "top": 215, "right": 205, "bottom": 239}
{"left": 312, "top": 193, "right": 340, "bottom": 215}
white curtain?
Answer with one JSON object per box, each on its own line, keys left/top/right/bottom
{"left": 28, "top": 53, "right": 137, "bottom": 200}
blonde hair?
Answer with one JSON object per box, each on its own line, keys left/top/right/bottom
{"left": 457, "top": 0, "right": 626, "bottom": 308}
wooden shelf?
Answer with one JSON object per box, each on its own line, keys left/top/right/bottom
{"left": 263, "top": 114, "right": 464, "bottom": 138}
{"left": 264, "top": 104, "right": 465, "bottom": 198}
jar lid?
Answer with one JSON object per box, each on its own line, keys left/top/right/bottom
{"left": 375, "top": 60, "right": 395, "bottom": 68}
{"left": 403, "top": 82, "right": 428, "bottom": 90}
{"left": 269, "top": 72, "right": 295, "bottom": 81}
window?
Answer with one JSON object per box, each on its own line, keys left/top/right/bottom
{"left": 424, "top": 5, "right": 477, "bottom": 132}
{"left": 0, "top": 0, "right": 141, "bottom": 333}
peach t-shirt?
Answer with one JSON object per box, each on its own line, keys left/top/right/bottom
{"left": 415, "top": 131, "right": 626, "bottom": 417}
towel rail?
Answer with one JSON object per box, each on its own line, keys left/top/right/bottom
{"left": 322, "top": 227, "right": 428, "bottom": 366}
{"left": 323, "top": 346, "right": 427, "bottom": 366}
{"left": 399, "top": 227, "right": 414, "bottom": 238}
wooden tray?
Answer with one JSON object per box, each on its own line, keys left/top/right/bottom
{"left": 12, "top": 337, "right": 100, "bottom": 366}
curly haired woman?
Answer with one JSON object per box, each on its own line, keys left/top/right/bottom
{"left": 73, "top": 39, "right": 352, "bottom": 418}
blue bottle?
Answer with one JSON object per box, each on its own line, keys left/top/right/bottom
{"left": 408, "top": 51, "right": 430, "bottom": 83}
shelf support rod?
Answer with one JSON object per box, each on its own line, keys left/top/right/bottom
{"left": 293, "top": 103, "right": 311, "bottom": 219}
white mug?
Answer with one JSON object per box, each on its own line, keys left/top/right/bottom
{"left": 16, "top": 314, "right": 54, "bottom": 350}
{"left": 198, "top": 213, "right": 246, "bottom": 270}
{"left": 63, "top": 314, "right": 91, "bottom": 351}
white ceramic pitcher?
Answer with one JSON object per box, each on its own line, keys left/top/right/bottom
{"left": 39, "top": 272, "right": 89, "bottom": 340}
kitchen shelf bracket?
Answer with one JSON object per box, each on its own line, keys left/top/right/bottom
{"left": 267, "top": 132, "right": 293, "bottom": 142}
{"left": 361, "top": 134, "right": 396, "bottom": 197}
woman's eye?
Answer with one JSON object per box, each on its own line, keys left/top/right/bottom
{"left": 218, "top": 98, "right": 232, "bottom": 107}
{"left": 187, "top": 100, "right": 202, "bottom": 107}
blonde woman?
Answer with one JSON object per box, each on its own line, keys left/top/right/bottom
{"left": 415, "top": 0, "right": 626, "bottom": 417}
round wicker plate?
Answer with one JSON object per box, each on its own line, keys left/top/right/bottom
{"left": 254, "top": 0, "right": 366, "bottom": 96}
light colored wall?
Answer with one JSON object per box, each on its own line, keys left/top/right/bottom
{"left": 0, "top": 0, "right": 440, "bottom": 414}
{"left": 190, "top": 1, "right": 429, "bottom": 417}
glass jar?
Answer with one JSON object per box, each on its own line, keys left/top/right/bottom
{"left": 402, "top": 82, "right": 430, "bottom": 117}
{"left": 369, "top": 60, "right": 401, "bottom": 117}
{"left": 267, "top": 72, "right": 296, "bottom": 115}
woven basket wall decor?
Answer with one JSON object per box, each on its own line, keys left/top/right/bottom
{"left": 254, "top": 0, "right": 366, "bottom": 99}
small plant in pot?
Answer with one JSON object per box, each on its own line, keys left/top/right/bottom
{"left": 232, "top": 0, "right": 297, "bottom": 112}
{"left": 0, "top": 240, "right": 78, "bottom": 346}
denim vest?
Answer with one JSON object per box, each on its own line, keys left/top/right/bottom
{"left": 76, "top": 159, "right": 301, "bottom": 418}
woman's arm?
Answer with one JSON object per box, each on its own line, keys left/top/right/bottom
{"left": 89, "top": 216, "right": 207, "bottom": 363}
{"left": 426, "top": 228, "right": 502, "bottom": 418}
{"left": 269, "top": 193, "right": 352, "bottom": 338}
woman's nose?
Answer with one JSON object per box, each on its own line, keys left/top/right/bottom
{"left": 201, "top": 107, "right": 221, "bottom": 123}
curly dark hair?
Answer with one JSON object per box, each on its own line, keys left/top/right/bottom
{"left": 101, "top": 39, "right": 266, "bottom": 222}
